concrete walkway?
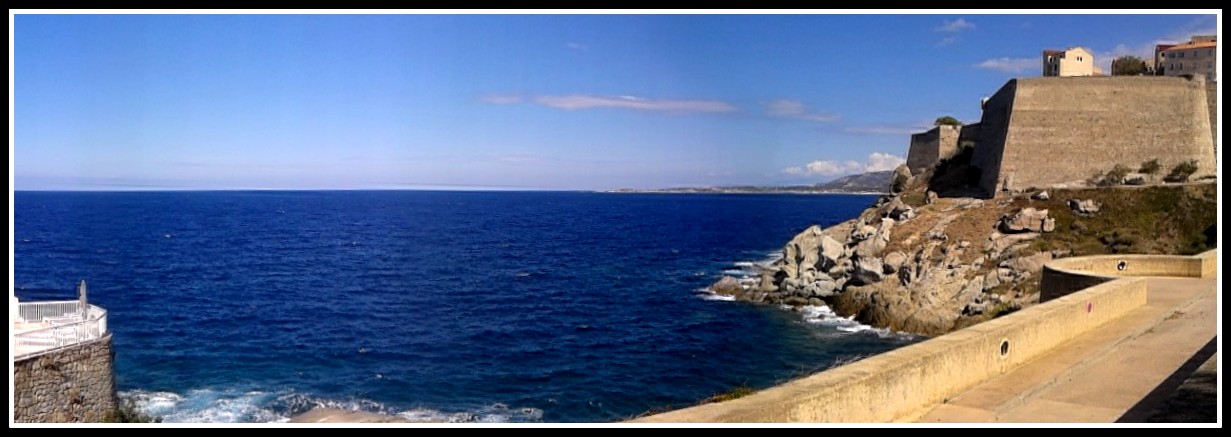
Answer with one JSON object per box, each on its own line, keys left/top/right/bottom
{"left": 916, "top": 277, "right": 1218, "bottom": 424}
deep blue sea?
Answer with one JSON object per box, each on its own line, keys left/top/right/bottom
{"left": 13, "top": 191, "right": 916, "bottom": 423}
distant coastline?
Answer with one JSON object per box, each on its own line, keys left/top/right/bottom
{"left": 602, "top": 188, "right": 887, "bottom": 195}
{"left": 604, "top": 170, "right": 893, "bottom": 196}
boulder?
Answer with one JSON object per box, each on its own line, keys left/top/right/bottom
{"left": 1122, "top": 173, "right": 1148, "bottom": 185}
{"left": 711, "top": 276, "right": 743, "bottom": 296}
{"left": 925, "top": 191, "right": 939, "bottom": 205}
{"left": 819, "top": 236, "right": 845, "bottom": 271}
{"left": 1067, "top": 199, "right": 1101, "bottom": 215}
{"left": 851, "top": 225, "right": 878, "bottom": 242}
{"left": 988, "top": 232, "right": 1041, "bottom": 254}
{"left": 880, "top": 197, "right": 914, "bottom": 221}
{"left": 851, "top": 257, "right": 886, "bottom": 284}
{"left": 983, "top": 270, "right": 1001, "bottom": 291}
{"left": 1042, "top": 217, "right": 1056, "bottom": 233}
{"left": 883, "top": 251, "right": 908, "bottom": 274}
{"left": 1003, "top": 251, "right": 1053, "bottom": 275}
{"left": 1032, "top": 190, "right": 1050, "bottom": 201}
{"left": 998, "top": 208, "right": 1051, "bottom": 233}
{"left": 890, "top": 164, "right": 912, "bottom": 194}
{"left": 805, "top": 279, "right": 838, "bottom": 298}
{"left": 854, "top": 236, "right": 887, "bottom": 258}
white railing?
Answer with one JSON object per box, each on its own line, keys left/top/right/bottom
{"left": 14, "top": 301, "right": 108, "bottom": 360}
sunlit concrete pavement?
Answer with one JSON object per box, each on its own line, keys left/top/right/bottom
{"left": 916, "top": 277, "right": 1218, "bottom": 424}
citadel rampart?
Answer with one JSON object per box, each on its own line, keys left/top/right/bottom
{"left": 969, "top": 76, "right": 1215, "bottom": 196}
{"left": 906, "top": 124, "right": 961, "bottom": 174}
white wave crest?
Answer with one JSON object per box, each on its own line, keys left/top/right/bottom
{"left": 120, "top": 389, "right": 543, "bottom": 423}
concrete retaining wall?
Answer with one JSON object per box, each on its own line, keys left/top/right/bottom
{"left": 634, "top": 270, "right": 1151, "bottom": 423}
{"left": 1040, "top": 250, "right": 1217, "bottom": 301}
{"left": 13, "top": 334, "right": 118, "bottom": 423}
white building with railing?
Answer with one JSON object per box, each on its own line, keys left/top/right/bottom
{"left": 12, "top": 280, "right": 109, "bottom": 360}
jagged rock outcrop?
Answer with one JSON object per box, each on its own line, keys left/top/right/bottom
{"left": 1068, "top": 199, "right": 1101, "bottom": 215}
{"left": 998, "top": 208, "right": 1054, "bottom": 233}
{"left": 709, "top": 189, "right": 1061, "bottom": 336}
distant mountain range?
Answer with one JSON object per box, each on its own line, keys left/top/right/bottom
{"left": 812, "top": 170, "right": 892, "bottom": 193}
{"left": 608, "top": 171, "right": 892, "bottom": 194}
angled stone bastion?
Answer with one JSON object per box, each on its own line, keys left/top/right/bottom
{"left": 969, "top": 76, "right": 1216, "bottom": 197}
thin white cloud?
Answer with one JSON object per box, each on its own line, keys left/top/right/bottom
{"left": 482, "top": 94, "right": 523, "bottom": 105}
{"left": 936, "top": 36, "right": 958, "bottom": 47}
{"left": 496, "top": 155, "right": 541, "bottom": 164}
{"left": 782, "top": 153, "right": 907, "bottom": 177}
{"left": 936, "top": 18, "right": 975, "bottom": 33}
{"left": 534, "top": 95, "right": 737, "bottom": 113}
{"left": 864, "top": 152, "right": 907, "bottom": 172}
{"left": 764, "top": 99, "right": 840, "bottom": 122}
{"left": 565, "top": 42, "right": 588, "bottom": 52}
{"left": 974, "top": 57, "right": 1037, "bottom": 74}
{"left": 843, "top": 121, "right": 931, "bottom": 135}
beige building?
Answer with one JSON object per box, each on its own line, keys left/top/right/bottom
{"left": 1042, "top": 47, "right": 1103, "bottom": 77}
{"left": 1159, "top": 36, "right": 1217, "bottom": 82}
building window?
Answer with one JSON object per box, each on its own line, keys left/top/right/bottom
{"left": 1179, "top": 52, "right": 1185, "bottom": 58}
{"left": 1076, "top": 56, "right": 1083, "bottom": 61}
{"left": 1178, "top": 63, "right": 1183, "bottom": 70}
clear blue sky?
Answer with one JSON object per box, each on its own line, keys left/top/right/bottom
{"left": 11, "top": 12, "right": 1219, "bottom": 190}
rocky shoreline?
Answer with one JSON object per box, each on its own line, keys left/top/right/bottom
{"left": 708, "top": 166, "right": 1097, "bottom": 336}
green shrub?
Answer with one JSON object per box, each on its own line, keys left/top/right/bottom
{"left": 1096, "top": 164, "right": 1132, "bottom": 187}
{"left": 934, "top": 115, "right": 961, "bottom": 126}
{"left": 1164, "top": 160, "right": 1199, "bottom": 183}
{"left": 1138, "top": 159, "right": 1161, "bottom": 175}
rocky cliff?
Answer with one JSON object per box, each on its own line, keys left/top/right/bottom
{"left": 710, "top": 165, "right": 1216, "bottom": 336}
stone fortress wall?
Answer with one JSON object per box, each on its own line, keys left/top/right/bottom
{"left": 906, "top": 124, "right": 962, "bottom": 174}
{"left": 907, "top": 76, "right": 1217, "bottom": 197}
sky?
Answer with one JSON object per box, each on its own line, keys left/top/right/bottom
{"left": 10, "top": 11, "right": 1220, "bottom": 191}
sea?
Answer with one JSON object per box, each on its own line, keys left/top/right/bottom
{"left": 12, "top": 190, "right": 918, "bottom": 423}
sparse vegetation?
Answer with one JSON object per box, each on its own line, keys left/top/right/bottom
{"left": 1138, "top": 159, "right": 1161, "bottom": 175}
{"left": 1022, "top": 184, "right": 1215, "bottom": 257}
{"left": 934, "top": 115, "right": 961, "bottom": 127}
{"left": 1092, "top": 164, "right": 1133, "bottom": 187}
{"left": 698, "top": 385, "right": 756, "bottom": 405}
{"left": 1164, "top": 159, "right": 1199, "bottom": 183}
{"left": 104, "top": 398, "right": 162, "bottom": 423}
{"left": 900, "top": 192, "right": 927, "bottom": 207}
{"left": 1111, "top": 55, "right": 1148, "bottom": 76}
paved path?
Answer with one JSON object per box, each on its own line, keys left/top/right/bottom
{"left": 916, "top": 277, "right": 1218, "bottom": 424}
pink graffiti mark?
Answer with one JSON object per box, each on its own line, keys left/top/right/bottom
{"left": 1087, "top": 302, "right": 1093, "bottom": 313}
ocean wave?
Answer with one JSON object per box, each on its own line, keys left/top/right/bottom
{"left": 797, "top": 305, "right": 913, "bottom": 339}
{"left": 120, "top": 389, "right": 543, "bottom": 423}
{"left": 695, "top": 292, "right": 736, "bottom": 302}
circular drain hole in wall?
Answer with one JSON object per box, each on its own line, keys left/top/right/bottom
{"left": 1000, "top": 339, "right": 1010, "bottom": 357}
{"left": 1117, "top": 260, "right": 1128, "bottom": 271}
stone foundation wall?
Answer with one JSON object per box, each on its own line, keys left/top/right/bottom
{"left": 13, "top": 334, "right": 118, "bottom": 423}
